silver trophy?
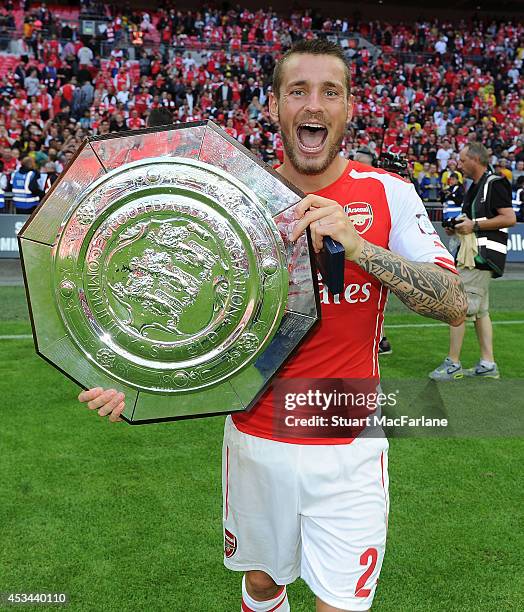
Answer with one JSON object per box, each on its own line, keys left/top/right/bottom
{"left": 18, "top": 121, "right": 320, "bottom": 423}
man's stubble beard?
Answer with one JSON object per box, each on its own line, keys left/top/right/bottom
{"left": 280, "top": 121, "right": 347, "bottom": 176}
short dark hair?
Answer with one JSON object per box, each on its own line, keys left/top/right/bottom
{"left": 272, "top": 39, "right": 351, "bottom": 98}
{"left": 147, "top": 108, "right": 173, "bottom": 128}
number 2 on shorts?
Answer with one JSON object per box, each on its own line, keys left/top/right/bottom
{"left": 355, "top": 547, "right": 378, "bottom": 598}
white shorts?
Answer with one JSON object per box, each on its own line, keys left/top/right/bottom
{"left": 222, "top": 416, "right": 389, "bottom": 611}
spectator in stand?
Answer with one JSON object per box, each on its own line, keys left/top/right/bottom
{"left": 24, "top": 69, "right": 40, "bottom": 97}
{"left": 435, "top": 111, "right": 451, "bottom": 137}
{"left": 353, "top": 146, "right": 375, "bottom": 166}
{"left": 147, "top": 107, "right": 173, "bottom": 127}
{"left": 40, "top": 161, "right": 59, "bottom": 193}
{"left": 127, "top": 109, "right": 145, "bottom": 130}
{"left": 436, "top": 139, "right": 453, "bottom": 171}
{"left": 435, "top": 37, "right": 447, "bottom": 55}
{"left": 44, "top": 161, "right": 59, "bottom": 193}
{"left": 77, "top": 43, "right": 94, "bottom": 68}
{"left": 241, "top": 77, "right": 260, "bottom": 106}
{"left": 442, "top": 159, "right": 464, "bottom": 186}
{"left": 1, "top": 148, "right": 18, "bottom": 175}
{"left": 420, "top": 133, "right": 439, "bottom": 165}
{"left": 419, "top": 162, "right": 441, "bottom": 201}
{"left": 27, "top": 138, "right": 47, "bottom": 168}
{"left": 109, "top": 112, "right": 127, "bottom": 132}
{"left": 247, "top": 96, "right": 263, "bottom": 120}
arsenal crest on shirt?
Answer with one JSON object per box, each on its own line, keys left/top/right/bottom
{"left": 344, "top": 202, "right": 374, "bottom": 235}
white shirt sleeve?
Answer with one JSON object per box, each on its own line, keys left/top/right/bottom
{"left": 388, "top": 181, "right": 457, "bottom": 273}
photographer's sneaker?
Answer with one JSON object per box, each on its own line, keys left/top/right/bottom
{"left": 378, "top": 336, "right": 392, "bottom": 355}
{"left": 428, "top": 357, "right": 463, "bottom": 381}
{"left": 464, "top": 361, "right": 500, "bottom": 379}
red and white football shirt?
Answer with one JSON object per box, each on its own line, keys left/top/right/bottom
{"left": 232, "top": 160, "right": 456, "bottom": 444}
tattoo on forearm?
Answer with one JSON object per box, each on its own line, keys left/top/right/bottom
{"left": 356, "top": 242, "right": 467, "bottom": 324}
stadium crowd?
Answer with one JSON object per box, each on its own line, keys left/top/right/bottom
{"left": 0, "top": 3, "right": 523, "bottom": 215}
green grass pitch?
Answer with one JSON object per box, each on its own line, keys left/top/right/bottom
{"left": 1, "top": 282, "right": 523, "bottom": 611}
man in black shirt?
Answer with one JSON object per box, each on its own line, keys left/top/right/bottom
{"left": 430, "top": 143, "right": 516, "bottom": 380}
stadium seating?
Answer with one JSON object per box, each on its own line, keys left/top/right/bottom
{"left": 0, "top": 4, "right": 522, "bottom": 213}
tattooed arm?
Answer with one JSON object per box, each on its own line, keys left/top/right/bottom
{"left": 355, "top": 241, "right": 467, "bottom": 326}
{"left": 290, "top": 194, "right": 468, "bottom": 327}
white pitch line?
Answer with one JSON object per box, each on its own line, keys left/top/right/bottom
{"left": 1, "top": 319, "right": 524, "bottom": 340}
{"left": 386, "top": 320, "right": 524, "bottom": 329}
{"left": 0, "top": 334, "right": 33, "bottom": 340}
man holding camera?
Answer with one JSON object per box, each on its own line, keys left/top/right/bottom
{"left": 429, "top": 142, "right": 516, "bottom": 381}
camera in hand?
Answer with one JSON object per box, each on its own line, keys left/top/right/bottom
{"left": 442, "top": 213, "right": 466, "bottom": 230}
{"left": 374, "top": 151, "right": 410, "bottom": 177}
